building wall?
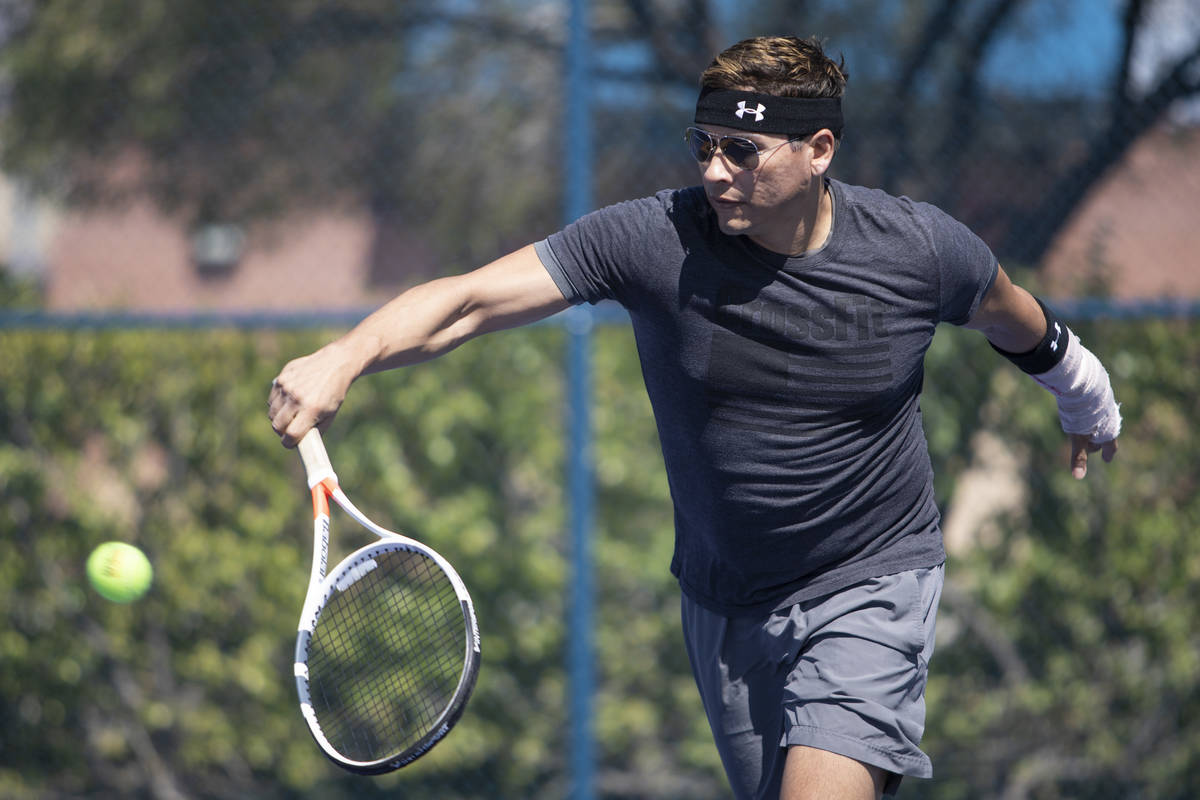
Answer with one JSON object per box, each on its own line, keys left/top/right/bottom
{"left": 1041, "top": 124, "right": 1200, "bottom": 300}
{"left": 45, "top": 199, "right": 384, "bottom": 312}
{"left": 6, "top": 124, "right": 1199, "bottom": 311}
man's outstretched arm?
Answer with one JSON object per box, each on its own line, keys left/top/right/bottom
{"left": 268, "top": 244, "right": 570, "bottom": 447}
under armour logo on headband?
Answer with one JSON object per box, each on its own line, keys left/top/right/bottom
{"left": 735, "top": 101, "right": 766, "bottom": 122}
{"left": 697, "top": 88, "right": 843, "bottom": 136}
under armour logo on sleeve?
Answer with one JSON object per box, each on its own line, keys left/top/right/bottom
{"left": 735, "top": 101, "right": 766, "bottom": 122}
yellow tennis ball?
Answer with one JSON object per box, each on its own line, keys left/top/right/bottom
{"left": 87, "top": 542, "right": 153, "bottom": 603}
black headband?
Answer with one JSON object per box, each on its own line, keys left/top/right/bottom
{"left": 694, "top": 87, "right": 843, "bottom": 137}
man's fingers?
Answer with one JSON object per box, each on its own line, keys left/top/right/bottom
{"left": 267, "top": 378, "right": 292, "bottom": 430}
{"left": 1070, "top": 437, "right": 1089, "bottom": 480}
{"left": 267, "top": 380, "right": 288, "bottom": 419}
{"left": 267, "top": 351, "right": 350, "bottom": 447}
{"left": 1069, "top": 434, "right": 1119, "bottom": 479}
{"left": 267, "top": 376, "right": 311, "bottom": 447}
{"left": 280, "top": 420, "right": 308, "bottom": 449}
{"left": 269, "top": 404, "right": 297, "bottom": 442}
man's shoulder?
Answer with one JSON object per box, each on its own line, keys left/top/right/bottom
{"left": 648, "top": 185, "right": 709, "bottom": 221}
{"left": 578, "top": 186, "right": 711, "bottom": 246}
{"left": 588, "top": 186, "right": 707, "bottom": 224}
{"left": 662, "top": 184, "right": 708, "bottom": 209}
{"left": 833, "top": 179, "right": 934, "bottom": 218}
{"left": 831, "top": 179, "right": 965, "bottom": 244}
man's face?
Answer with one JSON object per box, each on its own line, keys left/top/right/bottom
{"left": 694, "top": 125, "right": 824, "bottom": 247}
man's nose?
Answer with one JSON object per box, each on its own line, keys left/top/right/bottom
{"left": 702, "top": 151, "right": 735, "bottom": 184}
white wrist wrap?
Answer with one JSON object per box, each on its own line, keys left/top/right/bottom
{"left": 1031, "top": 330, "right": 1121, "bottom": 442}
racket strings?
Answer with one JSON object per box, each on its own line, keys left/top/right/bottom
{"left": 306, "top": 548, "right": 467, "bottom": 762}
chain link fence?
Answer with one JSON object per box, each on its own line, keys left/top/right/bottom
{"left": 2, "top": 2, "right": 1199, "bottom": 798}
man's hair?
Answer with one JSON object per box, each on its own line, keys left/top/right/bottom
{"left": 700, "top": 36, "right": 848, "bottom": 99}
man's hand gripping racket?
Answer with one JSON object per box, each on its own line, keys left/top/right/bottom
{"left": 294, "top": 429, "right": 480, "bottom": 774}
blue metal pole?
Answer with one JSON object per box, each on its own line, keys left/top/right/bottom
{"left": 565, "top": 304, "right": 595, "bottom": 800}
{"left": 565, "top": 0, "right": 593, "bottom": 224}
{"left": 564, "top": 1, "right": 595, "bottom": 799}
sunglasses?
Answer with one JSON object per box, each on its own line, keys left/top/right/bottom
{"left": 684, "top": 126, "right": 803, "bottom": 171}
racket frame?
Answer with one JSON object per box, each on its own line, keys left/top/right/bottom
{"left": 294, "top": 429, "right": 481, "bottom": 774}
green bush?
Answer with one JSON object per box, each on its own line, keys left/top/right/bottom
{"left": 1, "top": 315, "right": 1196, "bottom": 799}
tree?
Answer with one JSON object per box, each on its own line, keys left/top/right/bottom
{"left": 5, "top": 0, "right": 1196, "bottom": 277}
{"left": 999, "top": 0, "right": 1200, "bottom": 263}
{"left": 0, "top": 0, "right": 568, "bottom": 279}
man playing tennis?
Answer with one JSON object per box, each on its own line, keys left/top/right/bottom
{"left": 268, "top": 35, "right": 1121, "bottom": 800}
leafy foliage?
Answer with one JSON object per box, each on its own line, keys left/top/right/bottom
{"left": 922, "top": 317, "right": 1200, "bottom": 799}
{"left": 0, "top": 323, "right": 726, "bottom": 799}
{"left": 1, "top": 315, "right": 1197, "bottom": 798}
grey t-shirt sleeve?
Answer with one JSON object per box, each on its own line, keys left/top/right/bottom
{"left": 923, "top": 202, "right": 999, "bottom": 325}
{"left": 533, "top": 238, "right": 586, "bottom": 305}
{"left": 533, "top": 191, "right": 689, "bottom": 308}
{"left": 533, "top": 205, "right": 635, "bottom": 306}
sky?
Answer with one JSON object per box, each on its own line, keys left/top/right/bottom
{"left": 711, "top": 0, "right": 1192, "bottom": 99}
{"left": 1129, "top": 0, "right": 1200, "bottom": 119}
{"left": 981, "top": 0, "right": 1123, "bottom": 96}
{"left": 598, "top": 0, "right": 1132, "bottom": 107}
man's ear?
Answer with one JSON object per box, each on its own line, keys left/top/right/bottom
{"left": 809, "top": 129, "right": 838, "bottom": 175}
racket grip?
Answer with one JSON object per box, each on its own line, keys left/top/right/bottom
{"left": 297, "top": 429, "right": 337, "bottom": 488}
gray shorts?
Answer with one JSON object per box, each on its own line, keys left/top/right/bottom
{"left": 682, "top": 564, "right": 944, "bottom": 799}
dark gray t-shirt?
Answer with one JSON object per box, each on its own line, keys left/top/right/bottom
{"left": 535, "top": 178, "right": 997, "bottom": 615}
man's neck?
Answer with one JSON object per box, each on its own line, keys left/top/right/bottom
{"left": 751, "top": 181, "right": 833, "bottom": 256}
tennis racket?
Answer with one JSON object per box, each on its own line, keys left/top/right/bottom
{"left": 293, "top": 428, "right": 480, "bottom": 774}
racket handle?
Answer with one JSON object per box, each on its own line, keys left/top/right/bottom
{"left": 297, "top": 429, "right": 337, "bottom": 489}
